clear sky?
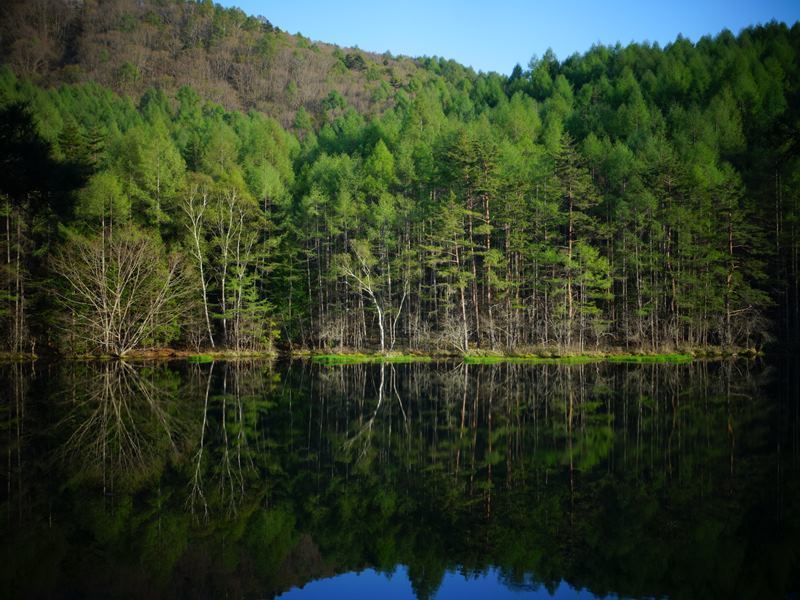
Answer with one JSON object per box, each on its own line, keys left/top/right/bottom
{"left": 220, "top": 0, "right": 800, "bottom": 74}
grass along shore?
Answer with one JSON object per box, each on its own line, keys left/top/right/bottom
{"left": 0, "top": 346, "right": 763, "bottom": 364}
{"left": 304, "top": 347, "right": 760, "bottom": 365}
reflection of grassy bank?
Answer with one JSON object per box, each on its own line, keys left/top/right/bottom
{"left": 125, "top": 349, "right": 278, "bottom": 361}
{"left": 0, "top": 352, "right": 38, "bottom": 362}
{"left": 299, "top": 347, "right": 761, "bottom": 365}
{"left": 0, "top": 349, "right": 278, "bottom": 362}
{"left": 607, "top": 354, "right": 693, "bottom": 363}
{"left": 0, "top": 346, "right": 762, "bottom": 364}
{"left": 461, "top": 353, "right": 694, "bottom": 364}
{"left": 462, "top": 354, "right": 599, "bottom": 365}
{"left": 311, "top": 353, "right": 434, "bottom": 365}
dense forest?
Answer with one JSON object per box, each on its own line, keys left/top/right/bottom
{"left": 0, "top": 0, "right": 798, "bottom": 356}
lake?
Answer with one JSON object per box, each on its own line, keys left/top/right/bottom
{"left": 1, "top": 359, "right": 798, "bottom": 598}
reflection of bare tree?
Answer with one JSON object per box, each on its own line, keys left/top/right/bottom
{"left": 344, "top": 363, "right": 385, "bottom": 460}
{"left": 218, "top": 362, "right": 260, "bottom": 515}
{"left": 59, "top": 361, "right": 184, "bottom": 491}
{"left": 455, "top": 363, "right": 468, "bottom": 474}
{"left": 187, "top": 361, "right": 266, "bottom": 519}
{"left": 218, "top": 366, "right": 241, "bottom": 516}
{"left": 188, "top": 362, "right": 214, "bottom": 520}
{"left": 343, "top": 364, "right": 408, "bottom": 462}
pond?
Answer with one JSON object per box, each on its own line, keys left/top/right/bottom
{"left": 1, "top": 359, "right": 798, "bottom": 598}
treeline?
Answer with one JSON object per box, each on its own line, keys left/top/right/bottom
{"left": 0, "top": 17, "right": 798, "bottom": 355}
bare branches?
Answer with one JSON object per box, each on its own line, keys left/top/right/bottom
{"left": 183, "top": 184, "right": 215, "bottom": 348}
{"left": 52, "top": 227, "right": 192, "bottom": 355}
{"left": 58, "top": 361, "right": 182, "bottom": 486}
{"left": 336, "top": 239, "right": 387, "bottom": 352}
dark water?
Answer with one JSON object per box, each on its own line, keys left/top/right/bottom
{"left": 1, "top": 359, "right": 798, "bottom": 599}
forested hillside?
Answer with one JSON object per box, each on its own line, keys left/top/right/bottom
{"left": 0, "top": 0, "right": 798, "bottom": 356}
{"left": 0, "top": 0, "right": 425, "bottom": 127}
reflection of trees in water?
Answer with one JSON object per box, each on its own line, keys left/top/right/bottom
{"left": 0, "top": 362, "right": 32, "bottom": 524}
{"left": 342, "top": 363, "right": 409, "bottom": 463}
{"left": 187, "top": 362, "right": 213, "bottom": 519}
{"left": 283, "top": 360, "right": 789, "bottom": 598}
{"left": 187, "top": 360, "right": 278, "bottom": 519}
{"left": 57, "top": 361, "right": 189, "bottom": 491}
{"left": 0, "top": 358, "right": 797, "bottom": 599}
{"left": 306, "top": 361, "right": 766, "bottom": 492}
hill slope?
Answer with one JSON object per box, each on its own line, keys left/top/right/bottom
{"left": 0, "top": 0, "right": 436, "bottom": 126}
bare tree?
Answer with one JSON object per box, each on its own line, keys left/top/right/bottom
{"left": 336, "top": 239, "right": 387, "bottom": 353}
{"left": 52, "top": 227, "right": 191, "bottom": 356}
{"left": 213, "top": 188, "right": 241, "bottom": 344}
{"left": 182, "top": 183, "right": 215, "bottom": 348}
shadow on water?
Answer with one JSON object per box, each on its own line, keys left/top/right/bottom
{"left": 1, "top": 358, "right": 798, "bottom": 598}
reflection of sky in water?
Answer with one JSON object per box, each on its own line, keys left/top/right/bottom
{"left": 277, "top": 566, "right": 603, "bottom": 599}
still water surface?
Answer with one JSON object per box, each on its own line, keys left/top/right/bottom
{"left": 1, "top": 359, "right": 798, "bottom": 598}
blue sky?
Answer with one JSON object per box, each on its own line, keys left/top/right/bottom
{"left": 221, "top": 0, "right": 800, "bottom": 74}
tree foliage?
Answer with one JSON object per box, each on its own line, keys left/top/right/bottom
{"left": 0, "top": 8, "right": 798, "bottom": 354}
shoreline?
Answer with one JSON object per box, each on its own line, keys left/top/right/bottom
{"left": 303, "top": 347, "right": 761, "bottom": 365}
{"left": 0, "top": 347, "right": 764, "bottom": 364}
